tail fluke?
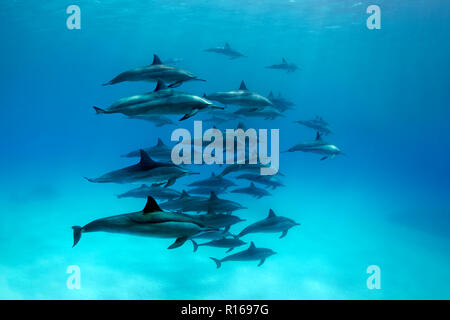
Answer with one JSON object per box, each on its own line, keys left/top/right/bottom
{"left": 72, "top": 226, "right": 82, "bottom": 248}
{"left": 210, "top": 257, "right": 222, "bottom": 269}
{"left": 93, "top": 106, "right": 107, "bottom": 114}
{"left": 191, "top": 240, "right": 199, "bottom": 252}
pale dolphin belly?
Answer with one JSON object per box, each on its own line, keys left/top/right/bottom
{"left": 85, "top": 221, "right": 203, "bottom": 239}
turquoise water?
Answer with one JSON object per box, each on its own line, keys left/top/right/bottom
{"left": 1, "top": 0, "right": 449, "bottom": 299}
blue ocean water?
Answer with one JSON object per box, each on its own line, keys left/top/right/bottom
{"left": 0, "top": 0, "right": 449, "bottom": 299}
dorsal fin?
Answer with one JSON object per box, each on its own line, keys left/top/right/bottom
{"left": 139, "top": 150, "right": 157, "bottom": 168}
{"left": 268, "top": 209, "right": 276, "bottom": 218}
{"left": 143, "top": 196, "right": 162, "bottom": 214}
{"left": 209, "top": 191, "right": 219, "bottom": 201}
{"left": 248, "top": 242, "right": 256, "bottom": 250}
{"left": 224, "top": 42, "right": 230, "bottom": 49}
{"left": 154, "top": 80, "right": 167, "bottom": 92}
{"left": 152, "top": 54, "right": 163, "bottom": 65}
{"left": 156, "top": 138, "right": 165, "bottom": 147}
{"left": 180, "top": 190, "right": 190, "bottom": 199}
{"left": 238, "top": 80, "right": 248, "bottom": 91}
{"left": 268, "top": 91, "right": 274, "bottom": 99}
{"left": 237, "top": 121, "right": 246, "bottom": 130}
{"left": 282, "top": 58, "right": 287, "bottom": 64}
{"left": 211, "top": 172, "right": 215, "bottom": 177}
{"left": 140, "top": 184, "right": 147, "bottom": 188}
{"left": 315, "top": 132, "right": 323, "bottom": 141}
{"left": 250, "top": 182, "right": 255, "bottom": 188}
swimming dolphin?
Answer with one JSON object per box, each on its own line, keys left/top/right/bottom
{"left": 94, "top": 80, "right": 222, "bottom": 121}
{"left": 267, "top": 91, "right": 295, "bottom": 112}
{"left": 72, "top": 196, "right": 215, "bottom": 249}
{"left": 191, "top": 237, "right": 247, "bottom": 253}
{"left": 284, "top": 132, "right": 343, "bottom": 160}
{"left": 159, "top": 190, "right": 207, "bottom": 212}
{"left": 188, "top": 186, "right": 227, "bottom": 196}
{"left": 295, "top": 118, "right": 331, "bottom": 135}
{"left": 238, "top": 209, "right": 300, "bottom": 239}
{"left": 234, "top": 106, "right": 284, "bottom": 120}
{"left": 85, "top": 150, "right": 194, "bottom": 187}
{"left": 102, "top": 54, "right": 205, "bottom": 88}
{"left": 236, "top": 174, "right": 285, "bottom": 190}
{"left": 188, "top": 172, "right": 237, "bottom": 190}
{"left": 265, "top": 58, "right": 298, "bottom": 73}
{"left": 183, "top": 192, "right": 247, "bottom": 214}
{"left": 163, "top": 57, "right": 184, "bottom": 65}
{"left": 230, "top": 182, "right": 272, "bottom": 199}
{"left": 121, "top": 138, "right": 172, "bottom": 162}
{"left": 192, "top": 211, "right": 246, "bottom": 232}
{"left": 128, "top": 115, "right": 176, "bottom": 127}
{"left": 189, "top": 230, "right": 237, "bottom": 240}
{"left": 204, "top": 81, "right": 272, "bottom": 109}
{"left": 210, "top": 242, "right": 276, "bottom": 268}
{"left": 117, "top": 183, "right": 181, "bottom": 201}
{"left": 218, "top": 163, "right": 279, "bottom": 177}
{"left": 204, "top": 43, "right": 246, "bottom": 59}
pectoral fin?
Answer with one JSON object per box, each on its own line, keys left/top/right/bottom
{"left": 258, "top": 258, "right": 266, "bottom": 267}
{"left": 179, "top": 109, "right": 199, "bottom": 121}
{"left": 168, "top": 236, "right": 188, "bottom": 249}
{"left": 168, "top": 80, "right": 183, "bottom": 88}
{"left": 320, "top": 156, "right": 328, "bottom": 161}
{"left": 164, "top": 177, "right": 177, "bottom": 188}
{"left": 226, "top": 247, "right": 234, "bottom": 253}
{"left": 280, "top": 230, "right": 288, "bottom": 239}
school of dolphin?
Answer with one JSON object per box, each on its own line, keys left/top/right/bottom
{"left": 73, "top": 44, "right": 344, "bottom": 268}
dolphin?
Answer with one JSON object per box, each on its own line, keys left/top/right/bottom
{"left": 163, "top": 57, "right": 184, "bottom": 65}
{"left": 283, "top": 132, "right": 343, "bottom": 160}
{"left": 204, "top": 43, "right": 246, "bottom": 59}
{"left": 230, "top": 182, "right": 272, "bottom": 199}
{"left": 210, "top": 242, "right": 276, "bottom": 268}
{"left": 310, "top": 116, "right": 329, "bottom": 127}
{"left": 128, "top": 115, "right": 176, "bottom": 127}
{"left": 159, "top": 190, "right": 206, "bottom": 212}
{"left": 203, "top": 115, "right": 232, "bottom": 125}
{"left": 117, "top": 183, "right": 181, "bottom": 201}
{"left": 218, "top": 163, "right": 280, "bottom": 177}
{"left": 189, "top": 230, "right": 237, "bottom": 240}
{"left": 102, "top": 54, "right": 205, "bottom": 88}
{"left": 94, "top": 80, "right": 222, "bottom": 121}
{"left": 191, "top": 237, "right": 247, "bottom": 253}
{"left": 234, "top": 106, "right": 284, "bottom": 120}
{"left": 188, "top": 186, "right": 227, "bottom": 196}
{"left": 188, "top": 172, "right": 237, "bottom": 190}
{"left": 183, "top": 192, "right": 247, "bottom": 214}
{"left": 295, "top": 119, "right": 332, "bottom": 135}
{"left": 238, "top": 209, "right": 300, "bottom": 239}
{"left": 267, "top": 91, "right": 295, "bottom": 112}
{"left": 85, "top": 150, "right": 194, "bottom": 187}
{"left": 72, "top": 196, "right": 215, "bottom": 249}
{"left": 204, "top": 81, "right": 272, "bottom": 109}
{"left": 236, "top": 174, "right": 284, "bottom": 190}
{"left": 121, "top": 138, "right": 172, "bottom": 162}
{"left": 192, "top": 211, "right": 246, "bottom": 232}
{"left": 265, "top": 58, "right": 298, "bottom": 73}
